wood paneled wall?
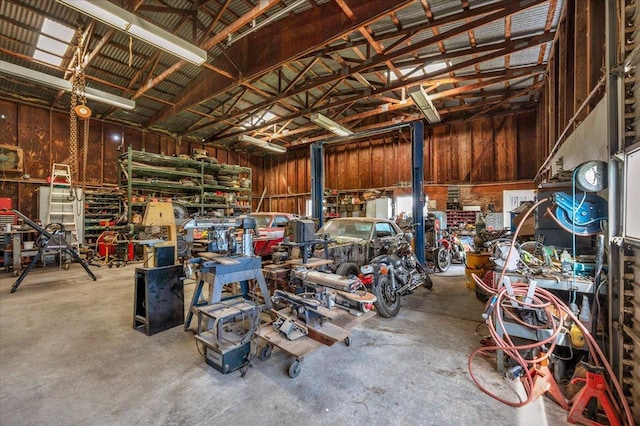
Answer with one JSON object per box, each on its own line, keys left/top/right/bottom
{"left": 254, "top": 110, "right": 539, "bottom": 214}
{"left": 0, "top": 100, "right": 251, "bottom": 218}
{"left": 2, "top": 99, "right": 538, "bottom": 218}
{"left": 538, "top": 0, "right": 606, "bottom": 180}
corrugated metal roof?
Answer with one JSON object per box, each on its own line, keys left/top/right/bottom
{"left": 509, "top": 46, "right": 543, "bottom": 67}
{"left": 472, "top": 19, "right": 506, "bottom": 45}
{"left": 0, "top": 0, "right": 564, "bottom": 143}
{"left": 429, "top": 0, "right": 464, "bottom": 18}
{"left": 479, "top": 57, "right": 506, "bottom": 71}
{"left": 511, "top": 2, "right": 552, "bottom": 37}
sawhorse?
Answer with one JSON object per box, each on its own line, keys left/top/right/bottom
{"left": 10, "top": 209, "right": 97, "bottom": 293}
{"left": 185, "top": 255, "right": 272, "bottom": 330}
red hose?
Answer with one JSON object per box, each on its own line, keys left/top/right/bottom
{"left": 466, "top": 198, "right": 634, "bottom": 425}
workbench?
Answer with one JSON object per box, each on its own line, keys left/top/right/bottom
{"left": 496, "top": 271, "right": 600, "bottom": 294}
{"left": 491, "top": 271, "right": 597, "bottom": 372}
{"left": 2, "top": 229, "right": 39, "bottom": 276}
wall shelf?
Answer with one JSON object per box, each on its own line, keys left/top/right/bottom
{"left": 119, "top": 147, "right": 251, "bottom": 222}
{"left": 83, "top": 189, "right": 126, "bottom": 243}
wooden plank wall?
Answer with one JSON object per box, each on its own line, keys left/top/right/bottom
{"left": 2, "top": 101, "right": 539, "bottom": 218}
{"left": 254, "top": 110, "right": 539, "bottom": 214}
{"left": 0, "top": 101, "right": 128, "bottom": 216}
{"left": 539, "top": 0, "right": 606, "bottom": 180}
{"left": 0, "top": 100, "right": 252, "bottom": 218}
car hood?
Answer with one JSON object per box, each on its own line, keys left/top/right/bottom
{"left": 322, "top": 235, "right": 367, "bottom": 244}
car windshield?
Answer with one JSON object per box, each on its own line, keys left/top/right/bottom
{"left": 251, "top": 215, "right": 272, "bottom": 227}
{"left": 320, "top": 220, "right": 373, "bottom": 239}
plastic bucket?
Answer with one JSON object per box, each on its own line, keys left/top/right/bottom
{"left": 465, "top": 252, "right": 492, "bottom": 289}
{"left": 23, "top": 241, "right": 34, "bottom": 250}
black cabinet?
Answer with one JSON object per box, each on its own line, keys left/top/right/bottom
{"left": 133, "top": 265, "right": 184, "bottom": 335}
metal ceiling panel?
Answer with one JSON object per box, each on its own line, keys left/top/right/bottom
{"left": 428, "top": 0, "right": 464, "bottom": 18}
{"left": 510, "top": 76, "right": 537, "bottom": 89}
{"left": 479, "top": 57, "right": 506, "bottom": 71}
{"left": 442, "top": 33, "right": 473, "bottom": 52}
{"left": 472, "top": 19, "right": 506, "bottom": 45}
{"left": 0, "top": 0, "right": 564, "bottom": 144}
{"left": 510, "top": 2, "right": 553, "bottom": 37}
{"left": 393, "top": 1, "right": 428, "bottom": 24}
{"left": 509, "top": 46, "right": 544, "bottom": 67}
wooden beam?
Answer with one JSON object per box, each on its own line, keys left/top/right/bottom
{"left": 148, "top": 0, "right": 414, "bottom": 127}
{"left": 199, "top": 15, "right": 553, "bottom": 141}
{"left": 468, "top": 81, "right": 544, "bottom": 119}
{"left": 574, "top": 0, "right": 589, "bottom": 121}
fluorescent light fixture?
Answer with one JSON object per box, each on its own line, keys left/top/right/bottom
{"left": 55, "top": 0, "right": 207, "bottom": 66}
{"left": 57, "top": 0, "right": 129, "bottom": 30}
{"left": 408, "top": 84, "right": 441, "bottom": 124}
{"left": 310, "top": 113, "right": 353, "bottom": 137}
{"left": 238, "top": 135, "right": 287, "bottom": 153}
{"left": 127, "top": 18, "right": 206, "bottom": 66}
{"left": 0, "top": 60, "right": 136, "bottom": 110}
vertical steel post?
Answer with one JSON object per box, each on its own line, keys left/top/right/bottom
{"left": 412, "top": 121, "right": 425, "bottom": 265}
{"left": 605, "top": 0, "right": 623, "bottom": 382}
{"left": 311, "top": 142, "right": 325, "bottom": 228}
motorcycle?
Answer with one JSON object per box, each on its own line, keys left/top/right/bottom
{"left": 432, "top": 229, "right": 467, "bottom": 272}
{"left": 360, "top": 240, "right": 433, "bottom": 318}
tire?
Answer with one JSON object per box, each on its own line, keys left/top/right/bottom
{"left": 371, "top": 274, "right": 401, "bottom": 318}
{"left": 435, "top": 247, "right": 451, "bottom": 272}
{"left": 336, "top": 262, "right": 359, "bottom": 277}
{"left": 288, "top": 360, "right": 302, "bottom": 378}
{"left": 260, "top": 345, "right": 272, "bottom": 361}
{"left": 423, "top": 273, "right": 433, "bottom": 290}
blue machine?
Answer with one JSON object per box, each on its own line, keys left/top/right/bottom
{"left": 552, "top": 192, "right": 607, "bottom": 236}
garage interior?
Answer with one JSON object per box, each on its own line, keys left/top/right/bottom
{"left": 0, "top": 0, "right": 639, "bottom": 424}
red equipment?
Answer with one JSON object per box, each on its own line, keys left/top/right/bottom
{"left": 567, "top": 370, "right": 621, "bottom": 426}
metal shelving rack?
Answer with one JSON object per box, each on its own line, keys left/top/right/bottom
{"left": 118, "top": 147, "right": 251, "bottom": 222}
{"left": 83, "top": 189, "right": 127, "bottom": 243}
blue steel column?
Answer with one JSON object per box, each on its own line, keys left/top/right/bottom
{"left": 411, "top": 121, "right": 425, "bottom": 265}
{"left": 311, "top": 142, "right": 325, "bottom": 228}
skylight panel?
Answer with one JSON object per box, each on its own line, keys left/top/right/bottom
{"left": 33, "top": 18, "right": 75, "bottom": 66}
{"left": 37, "top": 35, "right": 68, "bottom": 56}
{"left": 241, "top": 111, "right": 277, "bottom": 129}
{"left": 33, "top": 49, "right": 64, "bottom": 66}
{"left": 41, "top": 18, "right": 75, "bottom": 43}
{"left": 390, "top": 63, "right": 449, "bottom": 81}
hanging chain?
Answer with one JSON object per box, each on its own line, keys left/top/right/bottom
{"left": 70, "top": 55, "right": 79, "bottom": 185}
{"left": 78, "top": 48, "right": 89, "bottom": 187}
{"left": 69, "top": 30, "right": 89, "bottom": 199}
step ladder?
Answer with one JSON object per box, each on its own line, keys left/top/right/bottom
{"left": 47, "top": 164, "right": 79, "bottom": 245}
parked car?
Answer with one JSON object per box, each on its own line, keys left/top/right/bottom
{"left": 313, "top": 217, "right": 405, "bottom": 275}
{"left": 250, "top": 212, "right": 299, "bottom": 257}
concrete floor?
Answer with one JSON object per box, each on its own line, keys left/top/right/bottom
{"left": 0, "top": 261, "right": 570, "bottom": 425}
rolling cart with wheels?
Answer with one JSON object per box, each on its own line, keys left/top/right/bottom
{"left": 257, "top": 306, "right": 375, "bottom": 378}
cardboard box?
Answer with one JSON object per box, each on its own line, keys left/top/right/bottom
{"left": 512, "top": 212, "right": 535, "bottom": 236}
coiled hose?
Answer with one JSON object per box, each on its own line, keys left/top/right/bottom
{"left": 466, "top": 198, "right": 633, "bottom": 425}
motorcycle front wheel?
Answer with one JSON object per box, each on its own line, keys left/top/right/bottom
{"left": 372, "top": 275, "right": 401, "bottom": 318}
{"left": 435, "top": 247, "right": 451, "bottom": 272}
